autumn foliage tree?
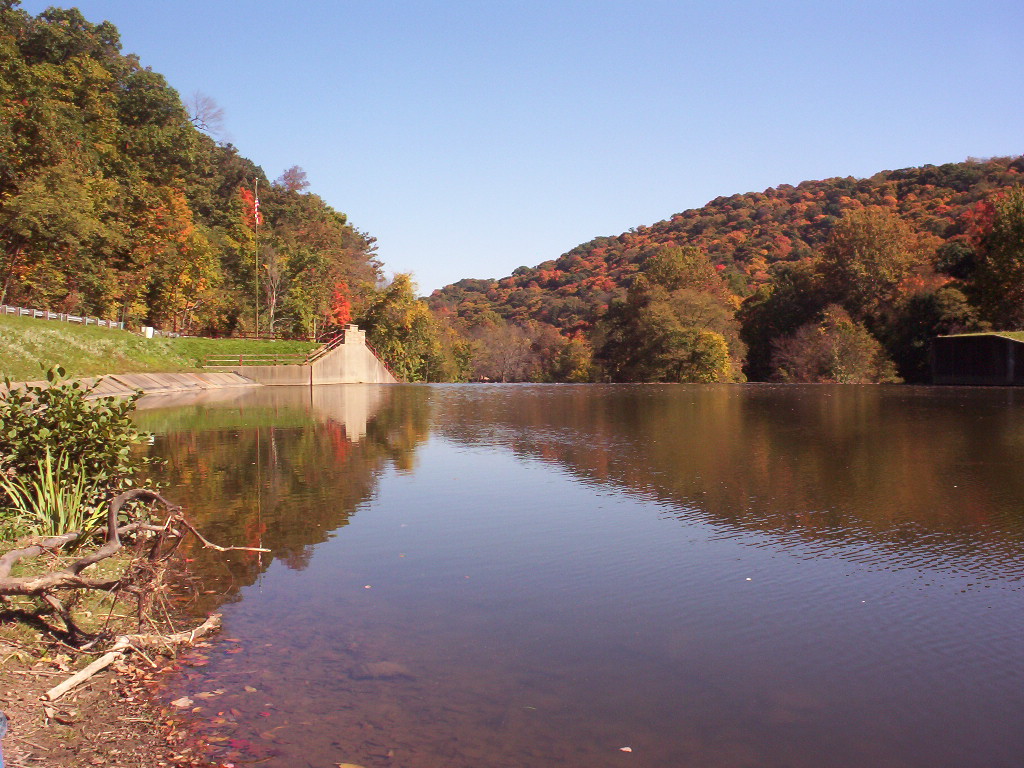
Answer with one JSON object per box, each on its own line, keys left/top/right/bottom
{"left": 819, "top": 206, "right": 942, "bottom": 324}
{"left": 596, "top": 246, "right": 745, "bottom": 382}
{"left": 771, "top": 305, "right": 900, "bottom": 383}
{"left": 329, "top": 281, "right": 352, "bottom": 327}
{"left": 0, "top": 4, "right": 380, "bottom": 336}
{"left": 968, "top": 187, "right": 1024, "bottom": 328}
{"left": 358, "top": 274, "right": 446, "bottom": 381}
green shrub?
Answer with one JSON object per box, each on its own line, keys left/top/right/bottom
{"left": 0, "top": 366, "right": 156, "bottom": 536}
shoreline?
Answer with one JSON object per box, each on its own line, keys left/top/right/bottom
{"left": 0, "top": 647, "right": 215, "bottom": 768}
{"left": 0, "top": 565, "right": 221, "bottom": 768}
{"left": 0, "top": 371, "right": 248, "bottom": 767}
{"left": 0, "top": 524, "right": 235, "bottom": 768}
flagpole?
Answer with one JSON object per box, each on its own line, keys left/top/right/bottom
{"left": 254, "top": 179, "right": 260, "bottom": 337}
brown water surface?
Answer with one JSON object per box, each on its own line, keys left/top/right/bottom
{"left": 136, "top": 384, "right": 1024, "bottom": 768}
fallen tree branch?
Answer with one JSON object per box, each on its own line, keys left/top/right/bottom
{"left": 119, "top": 611, "right": 224, "bottom": 650}
{"left": 42, "top": 613, "right": 222, "bottom": 701}
{"left": 0, "top": 490, "right": 269, "bottom": 597}
{"left": 2, "top": 489, "right": 268, "bottom": 653}
{"left": 176, "top": 516, "right": 269, "bottom": 553}
{"left": 0, "top": 490, "right": 173, "bottom": 595}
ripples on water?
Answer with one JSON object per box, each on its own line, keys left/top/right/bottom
{"left": 136, "top": 384, "right": 1024, "bottom": 768}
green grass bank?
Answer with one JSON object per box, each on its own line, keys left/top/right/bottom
{"left": 0, "top": 314, "right": 318, "bottom": 382}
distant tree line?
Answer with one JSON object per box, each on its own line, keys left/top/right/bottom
{"left": 431, "top": 158, "right": 1024, "bottom": 383}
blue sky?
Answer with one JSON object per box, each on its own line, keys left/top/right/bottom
{"left": 19, "top": 0, "right": 1024, "bottom": 294}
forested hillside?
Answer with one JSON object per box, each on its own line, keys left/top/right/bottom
{"left": 4, "top": 3, "right": 1022, "bottom": 385}
{"left": 0, "top": 3, "right": 380, "bottom": 339}
{"left": 430, "top": 156, "right": 1024, "bottom": 383}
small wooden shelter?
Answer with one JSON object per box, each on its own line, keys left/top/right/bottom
{"left": 932, "top": 332, "right": 1024, "bottom": 386}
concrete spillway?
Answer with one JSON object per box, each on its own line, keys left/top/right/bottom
{"left": 220, "top": 325, "right": 398, "bottom": 386}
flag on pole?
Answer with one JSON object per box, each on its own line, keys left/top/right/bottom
{"left": 254, "top": 191, "right": 261, "bottom": 226}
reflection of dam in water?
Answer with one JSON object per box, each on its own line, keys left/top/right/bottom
{"left": 134, "top": 384, "right": 429, "bottom": 607}
{"left": 310, "top": 383, "right": 388, "bottom": 442}
{"left": 137, "top": 383, "right": 391, "bottom": 442}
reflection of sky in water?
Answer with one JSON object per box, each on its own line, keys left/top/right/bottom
{"left": 146, "top": 384, "right": 1024, "bottom": 768}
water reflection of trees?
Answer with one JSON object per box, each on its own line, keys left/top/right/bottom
{"left": 134, "top": 385, "right": 432, "bottom": 606}
{"left": 435, "top": 384, "right": 1024, "bottom": 571}
{"left": 135, "top": 383, "right": 1024, "bottom": 600}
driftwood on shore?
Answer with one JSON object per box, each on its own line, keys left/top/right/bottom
{"left": 43, "top": 612, "right": 223, "bottom": 701}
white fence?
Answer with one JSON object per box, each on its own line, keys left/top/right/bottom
{"left": 0, "top": 303, "right": 124, "bottom": 330}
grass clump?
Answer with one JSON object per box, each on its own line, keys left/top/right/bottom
{"left": 0, "top": 450, "right": 106, "bottom": 539}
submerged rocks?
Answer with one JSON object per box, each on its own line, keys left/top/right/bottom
{"left": 349, "top": 661, "right": 414, "bottom": 680}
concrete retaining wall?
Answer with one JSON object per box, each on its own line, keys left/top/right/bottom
{"left": 226, "top": 364, "right": 311, "bottom": 386}
{"left": 4, "top": 372, "right": 259, "bottom": 399}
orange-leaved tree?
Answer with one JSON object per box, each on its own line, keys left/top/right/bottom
{"left": 330, "top": 281, "right": 352, "bottom": 327}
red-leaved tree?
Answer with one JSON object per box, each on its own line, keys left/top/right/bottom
{"left": 329, "top": 281, "right": 352, "bottom": 327}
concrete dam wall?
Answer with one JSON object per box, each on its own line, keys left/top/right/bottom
{"left": 226, "top": 325, "right": 398, "bottom": 386}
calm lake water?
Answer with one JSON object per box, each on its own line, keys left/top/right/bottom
{"left": 135, "top": 383, "right": 1024, "bottom": 768}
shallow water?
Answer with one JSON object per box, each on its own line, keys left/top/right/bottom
{"left": 137, "top": 384, "right": 1024, "bottom": 768}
